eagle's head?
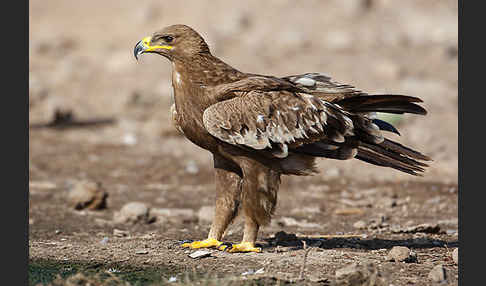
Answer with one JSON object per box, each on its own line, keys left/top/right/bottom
{"left": 134, "top": 24, "right": 210, "bottom": 61}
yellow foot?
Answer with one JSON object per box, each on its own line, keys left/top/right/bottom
{"left": 218, "top": 242, "right": 262, "bottom": 253}
{"left": 181, "top": 238, "right": 223, "bottom": 249}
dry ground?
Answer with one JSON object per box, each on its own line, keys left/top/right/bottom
{"left": 29, "top": 1, "right": 458, "bottom": 285}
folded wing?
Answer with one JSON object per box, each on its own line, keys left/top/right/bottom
{"left": 203, "top": 89, "right": 358, "bottom": 158}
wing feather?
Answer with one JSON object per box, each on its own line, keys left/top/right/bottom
{"left": 203, "top": 90, "right": 354, "bottom": 158}
{"left": 282, "top": 73, "right": 365, "bottom": 102}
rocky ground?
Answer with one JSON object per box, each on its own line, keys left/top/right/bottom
{"left": 29, "top": 0, "right": 458, "bottom": 285}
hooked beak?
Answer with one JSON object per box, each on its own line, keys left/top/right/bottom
{"left": 133, "top": 36, "right": 173, "bottom": 61}
{"left": 134, "top": 40, "right": 145, "bottom": 60}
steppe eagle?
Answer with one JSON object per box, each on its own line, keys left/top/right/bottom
{"left": 134, "top": 25, "right": 430, "bottom": 253}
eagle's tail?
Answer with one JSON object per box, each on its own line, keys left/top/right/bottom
{"left": 336, "top": 94, "right": 431, "bottom": 176}
{"left": 292, "top": 94, "right": 431, "bottom": 176}
{"left": 354, "top": 139, "right": 431, "bottom": 176}
{"left": 335, "top": 94, "right": 427, "bottom": 115}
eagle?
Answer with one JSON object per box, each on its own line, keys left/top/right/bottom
{"left": 134, "top": 24, "right": 430, "bottom": 253}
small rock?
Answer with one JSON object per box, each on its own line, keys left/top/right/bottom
{"left": 67, "top": 181, "right": 108, "bottom": 210}
{"left": 188, "top": 250, "right": 211, "bottom": 259}
{"left": 386, "top": 246, "right": 417, "bottom": 263}
{"left": 452, "top": 248, "right": 458, "bottom": 264}
{"left": 113, "top": 229, "right": 130, "bottom": 237}
{"left": 185, "top": 160, "right": 199, "bottom": 174}
{"left": 136, "top": 249, "right": 149, "bottom": 255}
{"left": 446, "top": 229, "right": 457, "bottom": 235}
{"left": 428, "top": 264, "right": 447, "bottom": 283}
{"left": 94, "top": 218, "right": 113, "bottom": 227}
{"left": 197, "top": 206, "right": 214, "bottom": 223}
{"left": 122, "top": 133, "right": 138, "bottom": 146}
{"left": 353, "top": 220, "right": 367, "bottom": 229}
{"left": 335, "top": 262, "right": 389, "bottom": 286}
{"left": 113, "top": 202, "right": 150, "bottom": 224}
{"left": 242, "top": 268, "right": 265, "bottom": 275}
{"left": 254, "top": 268, "right": 265, "bottom": 274}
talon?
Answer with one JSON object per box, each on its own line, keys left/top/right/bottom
{"left": 217, "top": 242, "right": 233, "bottom": 251}
{"left": 223, "top": 242, "right": 262, "bottom": 253}
{"left": 181, "top": 238, "right": 223, "bottom": 249}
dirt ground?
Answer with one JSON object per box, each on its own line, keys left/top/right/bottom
{"left": 29, "top": 1, "right": 458, "bottom": 285}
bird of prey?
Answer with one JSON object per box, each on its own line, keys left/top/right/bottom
{"left": 134, "top": 24, "right": 430, "bottom": 253}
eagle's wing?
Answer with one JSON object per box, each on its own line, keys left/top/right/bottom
{"left": 203, "top": 75, "right": 430, "bottom": 175}
{"left": 203, "top": 87, "right": 356, "bottom": 158}
{"left": 281, "top": 73, "right": 365, "bottom": 102}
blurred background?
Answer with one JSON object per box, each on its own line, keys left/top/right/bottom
{"left": 29, "top": 0, "right": 458, "bottom": 183}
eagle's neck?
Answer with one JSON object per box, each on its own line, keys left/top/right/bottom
{"left": 172, "top": 54, "right": 246, "bottom": 88}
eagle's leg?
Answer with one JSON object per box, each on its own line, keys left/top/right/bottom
{"left": 219, "top": 158, "right": 280, "bottom": 253}
{"left": 182, "top": 154, "right": 242, "bottom": 249}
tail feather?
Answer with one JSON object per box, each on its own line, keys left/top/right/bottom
{"left": 290, "top": 93, "right": 431, "bottom": 176}
{"left": 372, "top": 119, "right": 400, "bottom": 135}
{"left": 356, "top": 140, "right": 430, "bottom": 175}
{"left": 355, "top": 148, "right": 424, "bottom": 176}
{"left": 380, "top": 138, "right": 431, "bottom": 161}
{"left": 336, "top": 94, "right": 427, "bottom": 115}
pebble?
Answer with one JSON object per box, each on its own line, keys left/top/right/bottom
{"left": 113, "top": 202, "right": 150, "bottom": 224}
{"left": 386, "top": 246, "right": 417, "bottom": 263}
{"left": 242, "top": 268, "right": 264, "bottom": 276}
{"left": 353, "top": 220, "right": 367, "bottom": 229}
{"left": 452, "top": 248, "right": 458, "bottom": 264}
{"left": 135, "top": 249, "right": 149, "bottom": 255}
{"left": 428, "top": 264, "right": 447, "bottom": 283}
{"left": 185, "top": 160, "right": 199, "bottom": 174}
{"left": 335, "top": 262, "right": 388, "bottom": 285}
{"left": 188, "top": 250, "right": 211, "bottom": 259}
{"left": 122, "top": 133, "right": 138, "bottom": 146}
{"left": 113, "top": 229, "right": 130, "bottom": 237}
{"left": 67, "top": 180, "right": 108, "bottom": 210}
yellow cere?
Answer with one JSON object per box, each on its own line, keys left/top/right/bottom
{"left": 142, "top": 36, "right": 173, "bottom": 51}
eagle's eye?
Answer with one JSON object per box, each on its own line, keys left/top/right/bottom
{"left": 162, "top": 35, "right": 174, "bottom": 43}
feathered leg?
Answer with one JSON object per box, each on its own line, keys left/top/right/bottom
{"left": 219, "top": 157, "right": 281, "bottom": 253}
{"left": 182, "top": 154, "right": 242, "bottom": 249}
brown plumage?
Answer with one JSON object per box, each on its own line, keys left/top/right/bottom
{"left": 134, "top": 24, "right": 431, "bottom": 252}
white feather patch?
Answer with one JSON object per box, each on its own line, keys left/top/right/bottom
{"left": 295, "top": 77, "right": 316, "bottom": 87}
